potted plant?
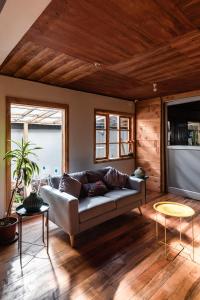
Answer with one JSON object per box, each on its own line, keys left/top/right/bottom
{"left": 0, "top": 139, "right": 41, "bottom": 245}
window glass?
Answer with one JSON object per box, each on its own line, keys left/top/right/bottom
{"left": 121, "top": 143, "right": 129, "bottom": 156}
{"left": 96, "top": 144, "right": 106, "bottom": 158}
{"left": 109, "top": 144, "right": 119, "bottom": 159}
{"left": 109, "top": 115, "right": 118, "bottom": 129}
{"left": 120, "top": 117, "right": 129, "bottom": 130}
{"left": 96, "top": 115, "right": 106, "bottom": 129}
{"left": 109, "top": 130, "right": 119, "bottom": 143}
{"left": 120, "top": 130, "right": 129, "bottom": 142}
{"left": 96, "top": 130, "right": 106, "bottom": 143}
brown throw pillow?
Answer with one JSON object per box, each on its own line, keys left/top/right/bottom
{"left": 104, "top": 168, "right": 128, "bottom": 189}
{"left": 59, "top": 173, "right": 81, "bottom": 198}
{"left": 83, "top": 180, "right": 108, "bottom": 197}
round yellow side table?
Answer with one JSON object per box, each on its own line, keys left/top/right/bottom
{"left": 153, "top": 202, "right": 195, "bottom": 261}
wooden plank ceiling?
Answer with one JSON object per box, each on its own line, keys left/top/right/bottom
{"left": 1, "top": 0, "right": 200, "bottom": 100}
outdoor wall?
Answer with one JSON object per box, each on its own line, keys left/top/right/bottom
{"left": 0, "top": 75, "right": 134, "bottom": 216}
{"left": 11, "top": 125, "right": 62, "bottom": 177}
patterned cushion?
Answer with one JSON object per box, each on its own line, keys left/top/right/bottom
{"left": 83, "top": 180, "right": 108, "bottom": 197}
{"left": 104, "top": 168, "right": 128, "bottom": 189}
{"left": 59, "top": 173, "right": 82, "bottom": 198}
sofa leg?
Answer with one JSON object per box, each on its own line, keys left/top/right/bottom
{"left": 69, "top": 234, "right": 75, "bottom": 247}
{"left": 138, "top": 206, "right": 143, "bottom": 216}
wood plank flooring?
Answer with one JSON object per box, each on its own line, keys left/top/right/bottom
{"left": 1, "top": 192, "right": 200, "bottom": 300}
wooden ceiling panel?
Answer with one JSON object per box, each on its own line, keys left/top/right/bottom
{"left": 1, "top": 42, "right": 97, "bottom": 85}
{"left": 0, "top": 42, "right": 43, "bottom": 76}
{"left": 67, "top": 69, "right": 145, "bottom": 99}
{"left": 22, "top": 0, "right": 194, "bottom": 65}
{"left": 1, "top": 0, "right": 200, "bottom": 100}
{"left": 108, "top": 30, "right": 200, "bottom": 83}
{"left": 174, "top": 0, "right": 200, "bottom": 27}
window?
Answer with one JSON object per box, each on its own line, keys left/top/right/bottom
{"left": 95, "top": 110, "right": 133, "bottom": 161}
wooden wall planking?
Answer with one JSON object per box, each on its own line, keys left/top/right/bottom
{"left": 135, "top": 89, "right": 200, "bottom": 193}
{"left": 135, "top": 97, "right": 161, "bottom": 192}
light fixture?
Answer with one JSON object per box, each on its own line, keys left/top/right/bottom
{"left": 153, "top": 82, "right": 157, "bottom": 92}
{"left": 94, "top": 62, "right": 101, "bottom": 70}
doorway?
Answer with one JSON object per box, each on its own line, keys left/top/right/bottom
{"left": 166, "top": 97, "right": 200, "bottom": 200}
{"left": 6, "top": 97, "right": 68, "bottom": 209}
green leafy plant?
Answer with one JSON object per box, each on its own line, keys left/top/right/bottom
{"left": 3, "top": 138, "right": 42, "bottom": 219}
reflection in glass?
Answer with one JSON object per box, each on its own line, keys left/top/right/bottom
{"left": 96, "top": 144, "right": 106, "bottom": 158}
{"left": 121, "top": 143, "right": 129, "bottom": 156}
{"left": 96, "top": 130, "right": 106, "bottom": 143}
{"left": 109, "top": 144, "right": 119, "bottom": 159}
{"left": 96, "top": 115, "right": 106, "bottom": 129}
{"left": 109, "top": 115, "right": 118, "bottom": 129}
{"left": 109, "top": 130, "right": 119, "bottom": 143}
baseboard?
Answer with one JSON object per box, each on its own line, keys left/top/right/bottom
{"left": 168, "top": 187, "right": 200, "bottom": 200}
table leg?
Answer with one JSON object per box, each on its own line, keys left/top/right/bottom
{"left": 18, "top": 216, "right": 20, "bottom": 250}
{"left": 46, "top": 210, "right": 49, "bottom": 254}
{"left": 155, "top": 212, "right": 158, "bottom": 240}
{"left": 19, "top": 216, "right": 22, "bottom": 266}
{"left": 179, "top": 218, "right": 182, "bottom": 243}
{"left": 192, "top": 216, "right": 194, "bottom": 261}
{"left": 164, "top": 216, "right": 167, "bottom": 257}
{"left": 144, "top": 180, "right": 147, "bottom": 204}
{"left": 42, "top": 214, "right": 45, "bottom": 244}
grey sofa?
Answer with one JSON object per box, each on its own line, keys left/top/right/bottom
{"left": 40, "top": 167, "right": 145, "bottom": 247}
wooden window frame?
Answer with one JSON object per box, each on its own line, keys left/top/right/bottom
{"left": 6, "top": 97, "right": 69, "bottom": 210}
{"left": 94, "top": 109, "right": 133, "bottom": 163}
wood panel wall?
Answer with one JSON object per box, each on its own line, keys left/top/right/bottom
{"left": 135, "top": 97, "right": 161, "bottom": 192}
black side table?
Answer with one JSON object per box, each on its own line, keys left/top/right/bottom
{"left": 16, "top": 203, "right": 49, "bottom": 265}
{"left": 131, "top": 175, "right": 149, "bottom": 204}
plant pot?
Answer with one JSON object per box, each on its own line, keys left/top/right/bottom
{"left": 0, "top": 217, "right": 18, "bottom": 245}
{"left": 23, "top": 192, "right": 44, "bottom": 212}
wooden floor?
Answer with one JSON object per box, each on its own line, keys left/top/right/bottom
{"left": 1, "top": 192, "right": 200, "bottom": 300}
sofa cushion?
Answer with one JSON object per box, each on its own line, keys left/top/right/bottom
{"left": 59, "top": 173, "right": 82, "bottom": 198}
{"left": 49, "top": 175, "right": 61, "bottom": 189}
{"left": 86, "top": 167, "right": 110, "bottom": 183}
{"left": 69, "top": 171, "right": 88, "bottom": 198}
{"left": 70, "top": 171, "right": 88, "bottom": 184}
{"left": 104, "top": 168, "right": 128, "bottom": 189}
{"left": 83, "top": 180, "right": 108, "bottom": 197}
{"left": 79, "top": 196, "right": 116, "bottom": 222}
{"left": 105, "top": 189, "right": 141, "bottom": 208}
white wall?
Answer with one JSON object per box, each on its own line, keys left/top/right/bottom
{"left": 0, "top": 75, "right": 134, "bottom": 216}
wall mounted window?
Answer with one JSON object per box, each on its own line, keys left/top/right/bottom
{"left": 95, "top": 110, "right": 133, "bottom": 162}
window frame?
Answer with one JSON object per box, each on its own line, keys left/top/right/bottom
{"left": 94, "top": 109, "right": 133, "bottom": 163}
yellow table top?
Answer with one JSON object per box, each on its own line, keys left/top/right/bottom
{"left": 153, "top": 202, "right": 195, "bottom": 218}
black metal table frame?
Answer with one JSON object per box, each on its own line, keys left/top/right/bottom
{"left": 17, "top": 209, "right": 49, "bottom": 265}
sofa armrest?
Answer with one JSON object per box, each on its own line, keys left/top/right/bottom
{"left": 127, "top": 176, "right": 145, "bottom": 194}
{"left": 40, "top": 185, "right": 79, "bottom": 235}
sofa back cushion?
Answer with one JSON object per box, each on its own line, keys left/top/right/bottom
{"left": 59, "top": 173, "right": 82, "bottom": 198}
{"left": 69, "top": 171, "right": 88, "bottom": 198}
{"left": 104, "top": 168, "right": 128, "bottom": 189}
{"left": 86, "top": 167, "right": 110, "bottom": 183}
{"left": 69, "top": 171, "right": 88, "bottom": 184}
